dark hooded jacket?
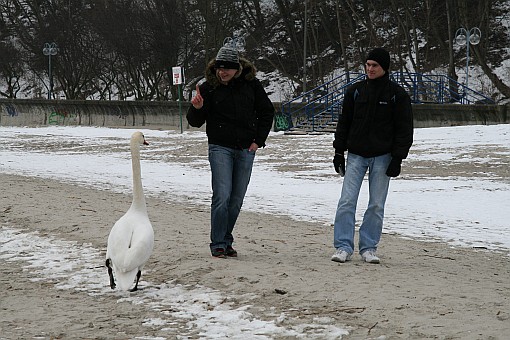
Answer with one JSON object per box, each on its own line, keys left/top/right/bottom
{"left": 334, "top": 73, "right": 413, "bottom": 159}
{"left": 186, "top": 57, "right": 275, "bottom": 149}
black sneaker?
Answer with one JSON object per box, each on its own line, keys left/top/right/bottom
{"left": 225, "top": 246, "right": 238, "bottom": 257}
{"left": 211, "top": 248, "right": 227, "bottom": 258}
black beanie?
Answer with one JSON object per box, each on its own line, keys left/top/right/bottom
{"left": 214, "top": 46, "right": 240, "bottom": 70}
{"left": 366, "top": 48, "right": 390, "bottom": 71}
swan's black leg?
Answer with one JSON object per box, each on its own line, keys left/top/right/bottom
{"left": 105, "top": 259, "right": 116, "bottom": 289}
{"left": 129, "top": 270, "right": 142, "bottom": 292}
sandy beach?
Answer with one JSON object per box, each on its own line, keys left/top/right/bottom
{"left": 1, "top": 168, "right": 509, "bottom": 339}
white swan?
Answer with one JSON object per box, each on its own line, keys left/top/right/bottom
{"left": 106, "top": 131, "right": 154, "bottom": 292}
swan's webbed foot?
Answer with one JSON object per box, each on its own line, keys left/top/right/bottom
{"left": 105, "top": 259, "right": 116, "bottom": 289}
{"left": 129, "top": 270, "right": 142, "bottom": 292}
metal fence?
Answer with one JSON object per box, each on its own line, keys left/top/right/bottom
{"left": 281, "top": 72, "right": 495, "bottom": 132}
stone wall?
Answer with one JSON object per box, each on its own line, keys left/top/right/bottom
{"left": 1, "top": 98, "right": 508, "bottom": 129}
{"left": 412, "top": 103, "right": 509, "bottom": 127}
{"left": 0, "top": 99, "right": 186, "bottom": 129}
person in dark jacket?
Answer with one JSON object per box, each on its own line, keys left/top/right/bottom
{"left": 331, "top": 47, "right": 413, "bottom": 264}
{"left": 187, "top": 40, "right": 275, "bottom": 258}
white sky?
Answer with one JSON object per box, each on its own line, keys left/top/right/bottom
{"left": 1, "top": 124, "right": 509, "bottom": 338}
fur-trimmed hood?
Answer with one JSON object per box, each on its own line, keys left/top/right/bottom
{"left": 204, "top": 57, "right": 257, "bottom": 88}
{"left": 187, "top": 56, "right": 275, "bottom": 149}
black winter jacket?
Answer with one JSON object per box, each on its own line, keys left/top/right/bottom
{"left": 334, "top": 73, "right": 413, "bottom": 159}
{"left": 186, "top": 58, "right": 275, "bottom": 149}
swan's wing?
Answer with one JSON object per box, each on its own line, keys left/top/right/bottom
{"left": 106, "top": 213, "right": 135, "bottom": 259}
{"left": 107, "top": 212, "right": 154, "bottom": 273}
{"left": 120, "top": 222, "right": 154, "bottom": 272}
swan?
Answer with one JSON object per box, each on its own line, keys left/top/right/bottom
{"left": 106, "top": 131, "right": 154, "bottom": 292}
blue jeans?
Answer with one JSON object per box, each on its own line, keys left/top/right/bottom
{"left": 208, "top": 144, "right": 255, "bottom": 251}
{"left": 333, "top": 152, "right": 391, "bottom": 255}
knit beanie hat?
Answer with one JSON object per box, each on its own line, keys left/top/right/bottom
{"left": 215, "top": 46, "right": 240, "bottom": 70}
{"left": 366, "top": 48, "right": 390, "bottom": 71}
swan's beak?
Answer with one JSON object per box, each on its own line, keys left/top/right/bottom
{"left": 143, "top": 140, "right": 149, "bottom": 145}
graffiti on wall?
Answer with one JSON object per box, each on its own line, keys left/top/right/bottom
{"left": 273, "top": 111, "right": 292, "bottom": 132}
{"left": 48, "top": 107, "right": 77, "bottom": 125}
{"left": 6, "top": 104, "right": 18, "bottom": 117}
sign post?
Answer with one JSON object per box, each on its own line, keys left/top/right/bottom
{"left": 172, "top": 66, "right": 184, "bottom": 133}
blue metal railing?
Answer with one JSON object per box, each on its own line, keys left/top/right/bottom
{"left": 280, "top": 73, "right": 365, "bottom": 132}
{"left": 390, "top": 72, "right": 494, "bottom": 105}
{"left": 281, "top": 72, "right": 495, "bottom": 132}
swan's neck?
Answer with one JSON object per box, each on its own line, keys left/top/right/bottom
{"left": 130, "top": 141, "right": 147, "bottom": 211}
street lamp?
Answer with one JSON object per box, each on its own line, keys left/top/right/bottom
{"left": 43, "top": 42, "right": 58, "bottom": 99}
{"left": 454, "top": 27, "right": 481, "bottom": 89}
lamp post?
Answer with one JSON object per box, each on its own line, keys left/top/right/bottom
{"left": 454, "top": 27, "right": 481, "bottom": 89}
{"left": 43, "top": 42, "right": 58, "bottom": 99}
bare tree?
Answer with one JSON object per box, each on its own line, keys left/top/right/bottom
{"left": 0, "top": 41, "right": 24, "bottom": 98}
{"left": 464, "top": 0, "right": 510, "bottom": 98}
{"left": 334, "top": 0, "right": 350, "bottom": 73}
{"left": 0, "top": 0, "right": 509, "bottom": 101}
{"left": 0, "top": 1, "right": 25, "bottom": 98}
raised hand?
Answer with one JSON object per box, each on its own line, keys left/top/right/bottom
{"left": 191, "top": 84, "right": 204, "bottom": 109}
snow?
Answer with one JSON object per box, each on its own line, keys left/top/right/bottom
{"left": 0, "top": 124, "right": 509, "bottom": 338}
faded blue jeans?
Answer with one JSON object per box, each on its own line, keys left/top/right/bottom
{"left": 208, "top": 144, "right": 255, "bottom": 251}
{"left": 333, "top": 152, "right": 392, "bottom": 255}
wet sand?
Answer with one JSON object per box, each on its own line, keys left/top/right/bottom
{"left": 1, "top": 172, "right": 509, "bottom": 339}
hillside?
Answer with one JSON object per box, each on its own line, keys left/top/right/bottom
{"left": 0, "top": 0, "right": 509, "bottom": 103}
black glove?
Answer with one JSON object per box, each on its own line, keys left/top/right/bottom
{"left": 386, "top": 158, "right": 402, "bottom": 177}
{"left": 333, "top": 153, "right": 345, "bottom": 176}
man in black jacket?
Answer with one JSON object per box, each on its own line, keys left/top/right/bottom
{"left": 187, "top": 41, "right": 275, "bottom": 258}
{"left": 331, "top": 47, "right": 413, "bottom": 264}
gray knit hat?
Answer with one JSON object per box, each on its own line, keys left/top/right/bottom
{"left": 214, "top": 45, "right": 240, "bottom": 70}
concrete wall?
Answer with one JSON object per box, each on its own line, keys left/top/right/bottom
{"left": 412, "top": 103, "right": 509, "bottom": 128}
{"left": 0, "top": 99, "right": 187, "bottom": 129}
{"left": 1, "top": 98, "right": 508, "bottom": 129}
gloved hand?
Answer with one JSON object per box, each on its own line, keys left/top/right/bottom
{"left": 386, "top": 158, "right": 402, "bottom": 177}
{"left": 333, "top": 153, "right": 345, "bottom": 176}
